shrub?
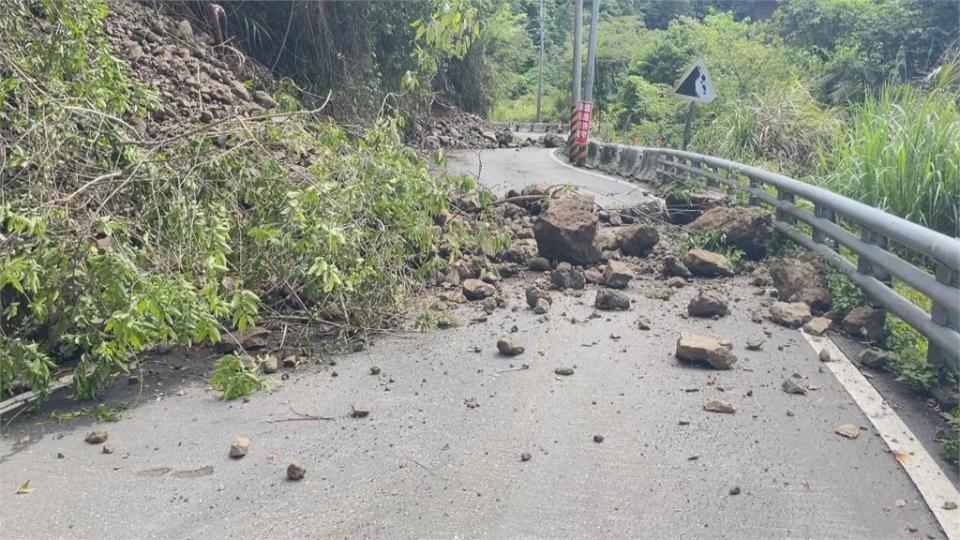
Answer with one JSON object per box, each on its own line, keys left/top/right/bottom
{"left": 818, "top": 83, "right": 960, "bottom": 236}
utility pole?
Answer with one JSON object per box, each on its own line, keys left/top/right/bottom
{"left": 584, "top": 0, "right": 600, "bottom": 102}
{"left": 536, "top": 0, "right": 544, "bottom": 123}
{"left": 571, "top": 0, "right": 583, "bottom": 106}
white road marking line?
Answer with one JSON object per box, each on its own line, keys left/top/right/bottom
{"left": 802, "top": 332, "right": 959, "bottom": 539}
{"left": 546, "top": 148, "right": 640, "bottom": 190}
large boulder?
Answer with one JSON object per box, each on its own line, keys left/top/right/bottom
{"left": 768, "top": 257, "right": 831, "bottom": 311}
{"left": 534, "top": 195, "right": 601, "bottom": 264}
{"left": 664, "top": 190, "right": 727, "bottom": 224}
{"left": 841, "top": 306, "right": 886, "bottom": 342}
{"left": 682, "top": 249, "right": 734, "bottom": 277}
{"left": 617, "top": 224, "right": 660, "bottom": 257}
{"left": 675, "top": 332, "right": 737, "bottom": 370}
{"left": 686, "top": 206, "right": 775, "bottom": 259}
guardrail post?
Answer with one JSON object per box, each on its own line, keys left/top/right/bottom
{"left": 858, "top": 227, "right": 892, "bottom": 286}
{"left": 776, "top": 188, "right": 796, "bottom": 225}
{"left": 748, "top": 177, "right": 760, "bottom": 206}
{"left": 929, "top": 263, "right": 960, "bottom": 372}
{"left": 704, "top": 164, "right": 718, "bottom": 189}
{"left": 813, "top": 205, "right": 840, "bottom": 250}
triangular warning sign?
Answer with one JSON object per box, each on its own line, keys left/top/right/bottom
{"left": 673, "top": 57, "right": 717, "bottom": 103}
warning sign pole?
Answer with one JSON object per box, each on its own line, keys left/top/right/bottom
{"left": 682, "top": 102, "right": 695, "bottom": 150}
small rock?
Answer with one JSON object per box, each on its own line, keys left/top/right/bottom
{"left": 497, "top": 337, "right": 524, "bottom": 356}
{"left": 595, "top": 289, "right": 630, "bottom": 311}
{"left": 676, "top": 332, "right": 737, "bottom": 370}
{"left": 943, "top": 501, "right": 958, "bottom": 510}
{"left": 57, "top": 452, "right": 65, "bottom": 459}
{"left": 282, "top": 355, "right": 300, "bottom": 368}
{"left": 769, "top": 301, "right": 813, "bottom": 328}
{"left": 835, "top": 424, "right": 860, "bottom": 439}
{"left": 841, "top": 306, "right": 887, "bottom": 342}
{"left": 260, "top": 355, "right": 279, "bottom": 374}
{"left": 102, "top": 445, "right": 114, "bottom": 455}
{"left": 665, "top": 276, "right": 687, "bottom": 288}
{"left": 85, "top": 430, "right": 108, "bottom": 444}
{"left": 520, "top": 451, "right": 532, "bottom": 462}
{"left": 525, "top": 286, "right": 552, "bottom": 309}
{"left": 533, "top": 297, "right": 551, "bottom": 314}
{"left": 463, "top": 279, "right": 496, "bottom": 300}
{"left": 554, "top": 367, "right": 574, "bottom": 376}
{"left": 746, "top": 337, "right": 764, "bottom": 351}
{"left": 229, "top": 437, "right": 250, "bottom": 459}
{"left": 369, "top": 365, "right": 382, "bottom": 375}
{"left": 663, "top": 255, "right": 692, "bottom": 278}
{"left": 687, "top": 289, "right": 728, "bottom": 318}
{"left": 287, "top": 461, "right": 306, "bottom": 481}
{"left": 583, "top": 269, "right": 604, "bottom": 285}
{"left": 528, "top": 257, "right": 551, "bottom": 272}
{"left": 350, "top": 403, "right": 371, "bottom": 418}
{"left": 729, "top": 486, "right": 741, "bottom": 496}
{"left": 682, "top": 249, "right": 734, "bottom": 277}
{"left": 637, "top": 318, "right": 651, "bottom": 331}
{"left": 602, "top": 260, "right": 633, "bottom": 289}
{"left": 551, "top": 263, "right": 586, "bottom": 290}
{"left": 593, "top": 434, "right": 605, "bottom": 443}
{"left": 858, "top": 348, "right": 889, "bottom": 368}
{"left": 803, "top": 317, "right": 832, "bottom": 336}
{"left": 781, "top": 379, "right": 806, "bottom": 395}
{"left": 819, "top": 349, "right": 833, "bottom": 362}
{"left": 704, "top": 399, "right": 736, "bottom": 414}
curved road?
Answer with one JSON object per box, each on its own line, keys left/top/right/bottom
{"left": 0, "top": 148, "right": 956, "bottom": 539}
{"left": 446, "top": 146, "right": 653, "bottom": 209}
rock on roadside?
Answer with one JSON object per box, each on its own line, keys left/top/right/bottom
{"left": 675, "top": 332, "right": 737, "bottom": 370}
{"left": 704, "top": 399, "right": 736, "bottom": 414}
{"left": 687, "top": 289, "right": 728, "bottom": 318}
{"left": 229, "top": 437, "right": 250, "bottom": 459}
{"left": 533, "top": 195, "right": 601, "bottom": 264}
{"left": 769, "top": 302, "right": 813, "bottom": 328}
{"left": 462, "top": 279, "right": 496, "bottom": 301}
{"left": 682, "top": 249, "right": 734, "bottom": 277}
{"left": 595, "top": 289, "right": 630, "bottom": 311}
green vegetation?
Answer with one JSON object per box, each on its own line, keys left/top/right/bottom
{"left": 210, "top": 354, "right": 263, "bottom": 401}
{"left": 0, "top": 0, "right": 488, "bottom": 401}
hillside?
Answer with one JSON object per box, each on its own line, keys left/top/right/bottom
{"left": 0, "top": 0, "right": 501, "bottom": 401}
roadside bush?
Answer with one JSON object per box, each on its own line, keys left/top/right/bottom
{"left": 817, "top": 82, "right": 960, "bottom": 237}
{"left": 0, "top": 0, "right": 468, "bottom": 401}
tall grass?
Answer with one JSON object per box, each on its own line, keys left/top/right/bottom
{"left": 819, "top": 82, "right": 960, "bottom": 237}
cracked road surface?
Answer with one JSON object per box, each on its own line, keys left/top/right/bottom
{"left": 0, "top": 149, "right": 954, "bottom": 539}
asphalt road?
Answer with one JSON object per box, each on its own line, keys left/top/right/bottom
{"left": 445, "top": 146, "right": 653, "bottom": 209}
{"left": 1, "top": 148, "right": 955, "bottom": 539}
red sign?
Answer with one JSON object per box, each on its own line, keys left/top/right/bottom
{"left": 574, "top": 100, "right": 592, "bottom": 144}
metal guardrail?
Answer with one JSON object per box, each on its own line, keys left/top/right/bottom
{"left": 582, "top": 141, "right": 960, "bottom": 366}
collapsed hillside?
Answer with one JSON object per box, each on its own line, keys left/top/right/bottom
{"left": 0, "top": 0, "right": 501, "bottom": 401}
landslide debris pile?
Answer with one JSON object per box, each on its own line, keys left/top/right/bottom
{"left": 0, "top": 0, "right": 491, "bottom": 400}
{"left": 418, "top": 103, "right": 545, "bottom": 150}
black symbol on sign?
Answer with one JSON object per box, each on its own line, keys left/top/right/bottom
{"left": 676, "top": 66, "right": 709, "bottom": 98}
